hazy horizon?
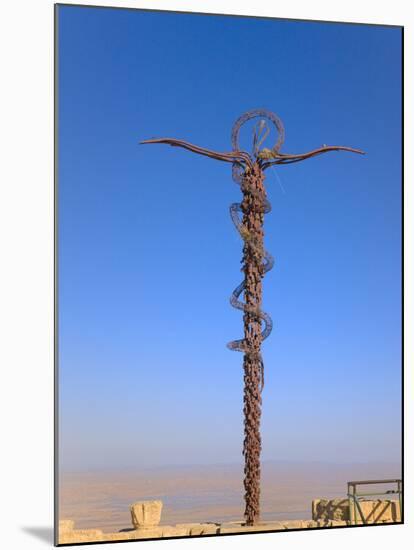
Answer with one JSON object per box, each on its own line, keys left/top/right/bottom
{"left": 59, "top": 460, "right": 402, "bottom": 532}
{"left": 59, "top": 458, "right": 402, "bottom": 474}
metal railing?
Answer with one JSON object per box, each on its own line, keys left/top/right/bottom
{"left": 347, "top": 479, "right": 402, "bottom": 525}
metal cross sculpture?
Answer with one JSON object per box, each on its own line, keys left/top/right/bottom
{"left": 141, "top": 109, "right": 364, "bottom": 526}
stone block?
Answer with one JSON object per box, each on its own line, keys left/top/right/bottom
{"left": 312, "top": 499, "right": 321, "bottom": 520}
{"left": 115, "top": 527, "right": 164, "bottom": 540}
{"left": 314, "top": 497, "right": 401, "bottom": 525}
{"left": 161, "top": 526, "right": 191, "bottom": 537}
{"left": 330, "top": 520, "right": 347, "bottom": 527}
{"left": 357, "top": 500, "right": 394, "bottom": 523}
{"left": 219, "top": 521, "right": 286, "bottom": 534}
{"left": 312, "top": 498, "right": 350, "bottom": 521}
{"left": 130, "top": 500, "right": 163, "bottom": 530}
{"left": 392, "top": 500, "right": 402, "bottom": 522}
{"left": 59, "top": 520, "right": 75, "bottom": 533}
{"left": 189, "top": 523, "right": 219, "bottom": 536}
{"left": 306, "top": 520, "right": 319, "bottom": 528}
{"left": 316, "top": 519, "right": 330, "bottom": 528}
{"left": 281, "top": 520, "right": 308, "bottom": 529}
{"left": 104, "top": 531, "right": 138, "bottom": 541}
{"left": 327, "top": 499, "right": 349, "bottom": 521}
{"left": 60, "top": 529, "right": 104, "bottom": 544}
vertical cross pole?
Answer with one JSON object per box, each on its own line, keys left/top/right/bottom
{"left": 241, "top": 162, "right": 266, "bottom": 524}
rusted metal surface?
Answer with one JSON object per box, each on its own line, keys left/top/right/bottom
{"left": 239, "top": 163, "right": 266, "bottom": 525}
{"left": 232, "top": 108, "right": 285, "bottom": 154}
{"left": 140, "top": 136, "right": 253, "bottom": 168}
{"left": 141, "top": 109, "right": 364, "bottom": 527}
{"left": 227, "top": 168, "right": 273, "bottom": 378}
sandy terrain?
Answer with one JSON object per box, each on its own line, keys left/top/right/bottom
{"left": 59, "top": 461, "right": 401, "bottom": 533}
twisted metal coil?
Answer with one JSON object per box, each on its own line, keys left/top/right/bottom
{"left": 226, "top": 182, "right": 274, "bottom": 392}
{"left": 227, "top": 110, "right": 279, "bottom": 392}
{"left": 231, "top": 109, "right": 285, "bottom": 182}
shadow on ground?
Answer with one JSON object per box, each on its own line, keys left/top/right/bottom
{"left": 22, "top": 527, "right": 54, "bottom": 544}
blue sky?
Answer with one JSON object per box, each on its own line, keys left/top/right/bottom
{"left": 57, "top": 6, "right": 402, "bottom": 471}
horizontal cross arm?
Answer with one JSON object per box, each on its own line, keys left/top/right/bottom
{"left": 262, "top": 145, "right": 365, "bottom": 168}
{"left": 140, "top": 137, "right": 253, "bottom": 168}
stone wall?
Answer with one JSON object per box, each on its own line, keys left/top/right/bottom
{"left": 59, "top": 518, "right": 348, "bottom": 544}
{"left": 58, "top": 498, "right": 402, "bottom": 544}
{"left": 312, "top": 498, "right": 401, "bottom": 524}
